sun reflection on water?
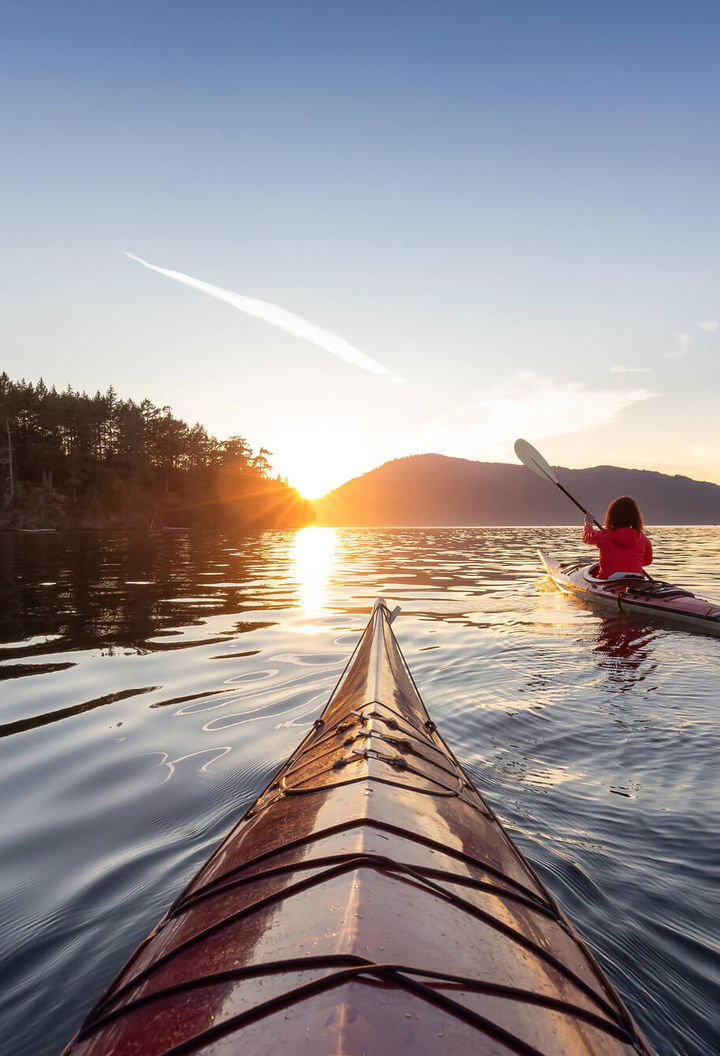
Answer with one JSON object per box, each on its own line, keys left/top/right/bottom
{"left": 292, "top": 526, "right": 337, "bottom": 619}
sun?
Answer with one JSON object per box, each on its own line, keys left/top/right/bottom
{"left": 295, "top": 476, "right": 331, "bottom": 501}
{"left": 270, "top": 438, "right": 360, "bottom": 500}
{"left": 284, "top": 459, "right": 347, "bottom": 501}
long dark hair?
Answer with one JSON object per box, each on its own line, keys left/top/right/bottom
{"left": 605, "top": 496, "right": 644, "bottom": 531}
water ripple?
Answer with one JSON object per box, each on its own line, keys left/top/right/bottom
{"left": 0, "top": 525, "right": 718, "bottom": 1056}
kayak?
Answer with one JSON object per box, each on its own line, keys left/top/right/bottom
{"left": 539, "top": 550, "right": 720, "bottom": 637}
{"left": 62, "top": 599, "right": 656, "bottom": 1055}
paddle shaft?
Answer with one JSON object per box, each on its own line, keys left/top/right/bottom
{"left": 514, "top": 440, "right": 603, "bottom": 528}
{"left": 554, "top": 480, "right": 602, "bottom": 529}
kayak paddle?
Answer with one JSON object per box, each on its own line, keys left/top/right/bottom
{"left": 514, "top": 438, "right": 602, "bottom": 528}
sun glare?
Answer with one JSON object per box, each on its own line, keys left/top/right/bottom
{"left": 292, "top": 527, "right": 337, "bottom": 615}
{"left": 293, "top": 469, "right": 337, "bottom": 500}
{"left": 273, "top": 440, "right": 360, "bottom": 499}
{"left": 290, "top": 467, "right": 344, "bottom": 500}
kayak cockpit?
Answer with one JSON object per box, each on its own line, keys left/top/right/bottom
{"left": 583, "top": 564, "right": 645, "bottom": 585}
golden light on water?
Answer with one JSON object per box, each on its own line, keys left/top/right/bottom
{"left": 292, "top": 526, "right": 337, "bottom": 616}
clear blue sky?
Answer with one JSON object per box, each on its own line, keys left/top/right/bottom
{"left": 3, "top": 0, "right": 719, "bottom": 496}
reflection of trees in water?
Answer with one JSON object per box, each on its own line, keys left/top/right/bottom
{"left": 0, "top": 527, "right": 532, "bottom": 660}
{"left": 0, "top": 527, "right": 676, "bottom": 671}
{"left": 0, "top": 531, "right": 284, "bottom": 658}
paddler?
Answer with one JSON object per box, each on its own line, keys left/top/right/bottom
{"left": 583, "top": 496, "right": 653, "bottom": 579}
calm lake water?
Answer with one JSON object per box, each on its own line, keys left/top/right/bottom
{"left": 1, "top": 526, "right": 719, "bottom": 1056}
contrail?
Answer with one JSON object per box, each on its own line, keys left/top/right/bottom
{"left": 125, "top": 252, "right": 404, "bottom": 383}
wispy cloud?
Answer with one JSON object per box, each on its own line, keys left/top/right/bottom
{"left": 126, "top": 252, "right": 404, "bottom": 383}
{"left": 666, "top": 320, "right": 718, "bottom": 358}
{"left": 415, "top": 372, "right": 656, "bottom": 460}
{"left": 667, "top": 331, "right": 691, "bottom": 358}
{"left": 610, "top": 365, "right": 651, "bottom": 373}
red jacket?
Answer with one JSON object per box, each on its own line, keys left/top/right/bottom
{"left": 582, "top": 525, "right": 653, "bottom": 578}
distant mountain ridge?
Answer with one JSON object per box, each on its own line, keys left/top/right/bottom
{"left": 311, "top": 454, "right": 720, "bottom": 526}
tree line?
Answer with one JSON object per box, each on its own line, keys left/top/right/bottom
{"left": 0, "top": 374, "right": 312, "bottom": 530}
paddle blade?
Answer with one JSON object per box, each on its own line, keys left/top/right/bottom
{"left": 514, "top": 438, "right": 559, "bottom": 485}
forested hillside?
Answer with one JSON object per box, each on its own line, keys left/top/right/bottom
{"left": 0, "top": 374, "right": 312, "bottom": 530}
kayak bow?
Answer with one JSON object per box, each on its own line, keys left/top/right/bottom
{"left": 62, "top": 600, "right": 656, "bottom": 1055}
{"left": 540, "top": 550, "right": 720, "bottom": 637}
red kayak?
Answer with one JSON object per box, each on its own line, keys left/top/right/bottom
{"left": 62, "top": 600, "right": 656, "bottom": 1055}
{"left": 540, "top": 550, "right": 720, "bottom": 636}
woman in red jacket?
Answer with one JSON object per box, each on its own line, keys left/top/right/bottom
{"left": 582, "top": 496, "right": 653, "bottom": 579}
